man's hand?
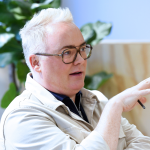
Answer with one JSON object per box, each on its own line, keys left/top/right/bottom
{"left": 112, "top": 77, "right": 150, "bottom": 112}
{"left": 95, "top": 77, "right": 150, "bottom": 150}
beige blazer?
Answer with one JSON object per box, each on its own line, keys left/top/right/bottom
{"left": 0, "top": 73, "right": 150, "bottom": 150}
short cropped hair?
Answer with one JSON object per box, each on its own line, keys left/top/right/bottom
{"left": 19, "top": 8, "right": 73, "bottom": 70}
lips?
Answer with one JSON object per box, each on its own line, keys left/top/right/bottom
{"left": 70, "top": 72, "right": 82, "bottom": 75}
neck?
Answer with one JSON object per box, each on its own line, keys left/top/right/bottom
{"left": 32, "top": 72, "right": 78, "bottom": 103}
{"left": 70, "top": 95, "right": 76, "bottom": 103}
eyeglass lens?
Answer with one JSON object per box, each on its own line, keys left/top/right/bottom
{"left": 62, "top": 45, "right": 91, "bottom": 63}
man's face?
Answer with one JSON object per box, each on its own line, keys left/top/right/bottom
{"left": 39, "top": 22, "right": 87, "bottom": 97}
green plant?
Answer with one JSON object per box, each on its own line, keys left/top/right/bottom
{"left": 0, "top": 0, "right": 112, "bottom": 108}
{"left": 0, "top": 0, "right": 61, "bottom": 108}
{"left": 84, "top": 71, "right": 113, "bottom": 90}
{"left": 80, "top": 21, "right": 113, "bottom": 90}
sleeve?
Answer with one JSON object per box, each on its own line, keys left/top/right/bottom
{"left": 121, "top": 117, "right": 150, "bottom": 150}
{"left": 4, "top": 107, "right": 110, "bottom": 150}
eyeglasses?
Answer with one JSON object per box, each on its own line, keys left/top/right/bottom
{"left": 34, "top": 43, "right": 92, "bottom": 64}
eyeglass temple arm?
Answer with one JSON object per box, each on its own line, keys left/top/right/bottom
{"left": 34, "top": 53, "right": 62, "bottom": 56}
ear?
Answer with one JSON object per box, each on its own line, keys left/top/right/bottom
{"left": 29, "top": 55, "right": 41, "bottom": 73}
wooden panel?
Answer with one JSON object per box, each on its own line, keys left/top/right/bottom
{"left": 87, "top": 43, "right": 150, "bottom": 136}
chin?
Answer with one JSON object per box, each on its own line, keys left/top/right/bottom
{"left": 70, "top": 83, "right": 84, "bottom": 92}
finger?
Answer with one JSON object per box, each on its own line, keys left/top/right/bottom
{"left": 137, "top": 78, "right": 150, "bottom": 90}
{"left": 136, "top": 89, "right": 150, "bottom": 97}
{"left": 131, "top": 97, "right": 146, "bottom": 109}
{"left": 138, "top": 97, "right": 147, "bottom": 104}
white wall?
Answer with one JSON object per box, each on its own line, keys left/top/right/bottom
{"left": 61, "top": 0, "right": 150, "bottom": 40}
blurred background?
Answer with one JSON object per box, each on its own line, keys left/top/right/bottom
{"left": 61, "top": 0, "right": 150, "bottom": 40}
{"left": 1, "top": 0, "right": 150, "bottom": 136}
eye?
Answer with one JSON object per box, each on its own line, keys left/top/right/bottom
{"left": 64, "top": 50, "right": 72, "bottom": 56}
{"left": 80, "top": 46, "right": 86, "bottom": 52}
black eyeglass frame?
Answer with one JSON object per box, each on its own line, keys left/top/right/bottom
{"left": 34, "top": 43, "right": 93, "bottom": 64}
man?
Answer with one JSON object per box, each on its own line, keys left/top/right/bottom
{"left": 0, "top": 8, "right": 150, "bottom": 150}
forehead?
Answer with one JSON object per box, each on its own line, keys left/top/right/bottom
{"left": 45, "top": 22, "right": 84, "bottom": 53}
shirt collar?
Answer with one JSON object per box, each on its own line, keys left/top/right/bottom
{"left": 49, "top": 90, "right": 90, "bottom": 122}
{"left": 49, "top": 90, "right": 82, "bottom": 102}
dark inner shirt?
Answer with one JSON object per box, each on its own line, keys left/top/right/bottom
{"left": 50, "top": 91, "right": 89, "bottom": 123}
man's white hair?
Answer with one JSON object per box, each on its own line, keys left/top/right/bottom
{"left": 19, "top": 8, "right": 73, "bottom": 70}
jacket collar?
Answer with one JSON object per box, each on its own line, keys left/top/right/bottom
{"left": 25, "top": 73, "right": 100, "bottom": 125}
{"left": 25, "top": 73, "right": 64, "bottom": 110}
{"left": 26, "top": 73, "right": 98, "bottom": 108}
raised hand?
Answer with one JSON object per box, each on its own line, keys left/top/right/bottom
{"left": 112, "top": 77, "right": 150, "bottom": 112}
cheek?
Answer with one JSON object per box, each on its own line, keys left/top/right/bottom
{"left": 42, "top": 59, "right": 70, "bottom": 80}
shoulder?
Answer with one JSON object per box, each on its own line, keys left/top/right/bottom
{"left": 90, "top": 90, "right": 108, "bottom": 101}
{"left": 1, "top": 90, "right": 35, "bottom": 118}
{"left": 0, "top": 90, "right": 48, "bottom": 133}
{"left": 81, "top": 88, "right": 108, "bottom": 108}
{"left": 81, "top": 88, "right": 108, "bottom": 101}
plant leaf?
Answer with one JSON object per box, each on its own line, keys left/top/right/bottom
{"left": 84, "top": 75, "right": 92, "bottom": 89}
{"left": 0, "top": 33, "right": 15, "bottom": 48}
{"left": 0, "top": 34, "right": 22, "bottom": 53}
{"left": 0, "top": 26, "right": 6, "bottom": 33}
{"left": 0, "top": 53, "right": 13, "bottom": 67}
{"left": 0, "top": 1, "right": 16, "bottom": 24}
{"left": 91, "top": 21, "right": 112, "bottom": 46}
{"left": 80, "top": 23, "right": 96, "bottom": 44}
{"left": 10, "top": 20, "right": 25, "bottom": 35}
{"left": 80, "top": 21, "right": 112, "bottom": 46}
{"left": 51, "top": 0, "right": 61, "bottom": 8}
{"left": 9, "top": 7, "right": 22, "bottom": 14}
{"left": 14, "top": 14, "right": 27, "bottom": 20}
{"left": 8, "top": 0, "right": 32, "bottom": 16}
{"left": 31, "top": 0, "right": 53, "bottom": 9}
{"left": 17, "top": 61, "right": 30, "bottom": 83}
{"left": 1, "top": 82, "right": 17, "bottom": 108}
{"left": 0, "top": 52, "right": 24, "bottom": 67}
{"left": 84, "top": 71, "right": 113, "bottom": 90}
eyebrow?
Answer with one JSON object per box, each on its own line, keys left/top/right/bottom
{"left": 60, "top": 41, "right": 86, "bottom": 51}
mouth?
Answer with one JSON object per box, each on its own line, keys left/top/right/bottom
{"left": 69, "top": 71, "right": 82, "bottom": 76}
